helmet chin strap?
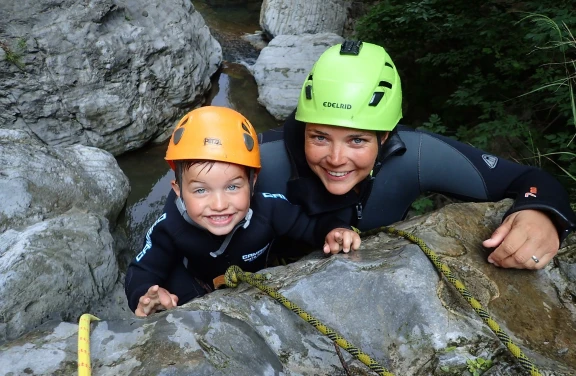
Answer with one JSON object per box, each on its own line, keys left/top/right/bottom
{"left": 175, "top": 196, "right": 253, "bottom": 257}
{"left": 174, "top": 162, "right": 256, "bottom": 258}
{"left": 370, "top": 131, "right": 385, "bottom": 178}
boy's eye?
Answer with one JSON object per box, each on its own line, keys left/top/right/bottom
{"left": 227, "top": 185, "right": 239, "bottom": 191}
{"left": 193, "top": 188, "right": 206, "bottom": 194}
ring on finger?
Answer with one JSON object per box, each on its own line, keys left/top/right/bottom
{"left": 531, "top": 255, "right": 540, "bottom": 264}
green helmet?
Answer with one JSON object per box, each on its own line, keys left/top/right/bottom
{"left": 295, "top": 41, "right": 402, "bottom": 131}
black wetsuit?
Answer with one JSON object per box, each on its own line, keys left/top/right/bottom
{"left": 125, "top": 190, "right": 349, "bottom": 312}
{"left": 256, "top": 112, "right": 576, "bottom": 240}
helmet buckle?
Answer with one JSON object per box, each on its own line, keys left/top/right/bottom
{"left": 340, "top": 40, "right": 363, "bottom": 55}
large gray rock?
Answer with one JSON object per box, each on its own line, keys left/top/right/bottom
{"left": 0, "top": 0, "right": 222, "bottom": 156}
{"left": 250, "top": 33, "right": 344, "bottom": 120}
{"left": 0, "top": 129, "right": 131, "bottom": 342}
{"left": 260, "top": 0, "right": 351, "bottom": 38}
{"left": 1, "top": 200, "right": 575, "bottom": 375}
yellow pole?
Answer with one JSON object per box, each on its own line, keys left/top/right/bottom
{"left": 78, "top": 313, "right": 100, "bottom": 376}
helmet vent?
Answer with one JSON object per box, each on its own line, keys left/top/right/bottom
{"left": 173, "top": 127, "right": 185, "bottom": 145}
{"left": 369, "top": 92, "right": 384, "bottom": 107}
{"left": 244, "top": 134, "right": 255, "bottom": 151}
{"left": 241, "top": 122, "right": 250, "bottom": 132}
{"left": 379, "top": 81, "right": 392, "bottom": 89}
{"left": 385, "top": 62, "right": 393, "bottom": 68}
{"left": 305, "top": 85, "right": 312, "bottom": 100}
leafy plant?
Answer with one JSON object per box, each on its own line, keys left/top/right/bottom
{"left": 418, "top": 114, "right": 448, "bottom": 135}
{"left": 466, "top": 357, "right": 493, "bottom": 375}
{"left": 410, "top": 196, "right": 434, "bottom": 215}
{"left": 355, "top": 1, "right": 576, "bottom": 199}
{"left": 0, "top": 38, "right": 26, "bottom": 69}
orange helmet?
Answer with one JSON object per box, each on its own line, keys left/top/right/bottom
{"left": 165, "top": 106, "right": 261, "bottom": 171}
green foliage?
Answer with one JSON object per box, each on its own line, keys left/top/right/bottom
{"left": 466, "top": 357, "right": 493, "bottom": 375}
{"left": 356, "top": 1, "right": 576, "bottom": 197}
{"left": 418, "top": 114, "right": 448, "bottom": 135}
{"left": 0, "top": 38, "right": 26, "bottom": 69}
{"left": 411, "top": 196, "right": 434, "bottom": 215}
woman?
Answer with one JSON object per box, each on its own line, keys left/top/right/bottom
{"left": 256, "top": 40, "right": 576, "bottom": 269}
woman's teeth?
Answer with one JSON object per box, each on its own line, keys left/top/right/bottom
{"left": 328, "top": 171, "right": 349, "bottom": 177}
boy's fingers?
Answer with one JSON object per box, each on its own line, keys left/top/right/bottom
{"left": 330, "top": 240, "right": 340, "bottom": 254}
{"left": 147, "top": 285, "right": 160, "bottom": 298}
{"left": 335, "top": 231, "right": 343, "bottom": 244}
{"left": 352, "top": 234, "right": 361, "bottom": 250}
{"left": 171, "top": 294, "right": 179, "bottom": 307}
{"left": 135, "top": 308, "right": 147, "bottom": 317}
{"left": 157, "top": 288, "right": 177, "bottom": 309}
{"left": 341, "top": 232, "right": 352, "bottom": 253}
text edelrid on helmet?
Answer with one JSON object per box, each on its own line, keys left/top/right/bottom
{"left": 323, "top": 102, "right": 352, "bottom": 109}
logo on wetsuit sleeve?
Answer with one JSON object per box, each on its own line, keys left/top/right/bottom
{"left": 524, "top": 186, "right": 538, "bottom": 198}
{"left": 481, "top": 154, "right": 498, "bottom": 169}
{"left": 242, "top": 243, "right": 270, "bottom": 262}
{"left": 136, "top": 213, "right": 167, "bottom": 262}
{"left": 262, "top": 192, "right": 288, "bottom": 201}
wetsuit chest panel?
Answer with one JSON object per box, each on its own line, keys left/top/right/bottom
{"left": 175, "top": 225, "right": 274, "bottom": 282}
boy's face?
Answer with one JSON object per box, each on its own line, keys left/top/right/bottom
{"left": 172, "top": 161, "right": 252, "bottom": 236}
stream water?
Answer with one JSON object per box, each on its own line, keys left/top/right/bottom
{"left": 116, "top": 1, "right": 279, "bottom": 261}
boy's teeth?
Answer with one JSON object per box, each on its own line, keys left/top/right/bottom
{"left": 328, "top": 171, "right": 348, "bottom": 177}
{"left": 211, "top": 215, "right": 229, "bottom": 221}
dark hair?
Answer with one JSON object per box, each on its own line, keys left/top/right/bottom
{"left": 174, "top": 160, "right": 250, "bottom": 186}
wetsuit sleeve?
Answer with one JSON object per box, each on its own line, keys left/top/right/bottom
{"left": 124, "top": 213, "right": 176, "bottom": 312}
{"left": 415, "top": 130, "right": 576, "bottom": 241}
{"left": 260, "top": 194, "right": 351, "bottom": 247}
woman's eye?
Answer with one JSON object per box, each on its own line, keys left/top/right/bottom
{"left": 314, "top": 136, "right": 326, "bottom": 142}
{"left": 352, "top": 138, "right": 365, "bottom": 144}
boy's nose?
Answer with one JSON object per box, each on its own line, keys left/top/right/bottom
{"left": 210, "top": 192, "right": 228, "bottom": 211}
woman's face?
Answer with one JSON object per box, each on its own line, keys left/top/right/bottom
{"left": 304, "top": 123, "right": 387, "bottom": 195}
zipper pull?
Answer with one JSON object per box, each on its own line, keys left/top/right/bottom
{"left": 356, "top": 203, "right": 363, "bottom": 220}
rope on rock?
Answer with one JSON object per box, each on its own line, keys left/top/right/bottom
{"left": 358, "top": 226, "right": 542, "bottom": 376}
{"left": 78, "top": 313, "right": 100, "bottom": 376}
{"left": 224, "top": 265, "right": 394, "bottom": 376}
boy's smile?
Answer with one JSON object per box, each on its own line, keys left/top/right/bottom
{"left": 172, "top": 161, "right": 252, "bottom": 236}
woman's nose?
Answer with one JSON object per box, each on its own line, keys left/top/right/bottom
{"left": 326, "top": 143, "right": 346, "bottom": 166}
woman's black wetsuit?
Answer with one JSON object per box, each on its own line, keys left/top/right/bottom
{"left": 256, "top": 112, "right": 576, "bottom": 239}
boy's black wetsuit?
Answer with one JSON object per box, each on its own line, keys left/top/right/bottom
{"left": 125, "top": 189, "right": 349, "bottom": 312}
{"left": 256, "top": 112, "right": 576, "bottom": 240}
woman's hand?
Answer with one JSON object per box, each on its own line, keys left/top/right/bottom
{"left": 483, "top": 209, "right": 559, "bottom": 269}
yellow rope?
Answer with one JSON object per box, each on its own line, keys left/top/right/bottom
{"left": 224, "top": 265, "right": 394, "bottom": 376}
{"left": 78, "top": 313, "right": 100, "bottom": 376}
{"left": 358, "top": 226, "right": 542, "bottom": 376}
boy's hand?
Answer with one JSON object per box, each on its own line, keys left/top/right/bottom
{"left": 135, "top": 285, "right": 179, "bottom": 317}
{"left": 323, "top": 228, "right": 361, "bottom": 255}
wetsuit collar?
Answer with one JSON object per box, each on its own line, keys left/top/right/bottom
{"left": 175, "top": 196, "right": 253, "bottom": 257}
{"left": 283, "top": 111, "right": 406, "bottom": 215}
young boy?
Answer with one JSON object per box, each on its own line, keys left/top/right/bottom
{"left": 125, "top": 106, "right": 361, "bottom": 317}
